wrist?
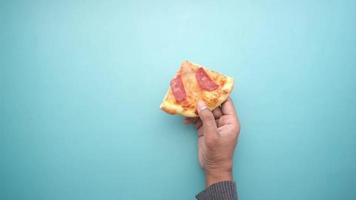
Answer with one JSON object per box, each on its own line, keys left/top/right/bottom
{"left": 205, "top": 168, "right": 233, "bottom": 187}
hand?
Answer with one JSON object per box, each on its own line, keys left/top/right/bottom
{"left": 184, "top": 98, "right": 240, "bottom": 187}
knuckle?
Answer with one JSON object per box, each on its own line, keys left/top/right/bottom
{"left": 221, "top": 116, "right": 229, "bottom": 124}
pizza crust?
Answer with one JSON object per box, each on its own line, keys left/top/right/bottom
{"left": 160, "top": 61, "right": 234, "bottom": 117}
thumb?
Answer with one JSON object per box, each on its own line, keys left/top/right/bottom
{"left": 197, "top": 101, "right": 218, "bottom": 137}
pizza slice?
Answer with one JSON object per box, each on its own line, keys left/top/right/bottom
{"left": 160, "top": 61, "right": 234, "bottom": 117}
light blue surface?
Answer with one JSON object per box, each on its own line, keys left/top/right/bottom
{"left": 1, "top": 0, "right": 356, "bottom": 199}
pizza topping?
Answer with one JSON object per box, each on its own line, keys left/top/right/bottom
{"left": 195, "top": 67, "right": 219, "bottom": 91}
{"left": 170, "top": 75, "right": 186, "bottom": 102}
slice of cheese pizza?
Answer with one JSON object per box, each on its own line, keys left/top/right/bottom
{"left": 160, "top": 61, "right": 234, "bottom": 117}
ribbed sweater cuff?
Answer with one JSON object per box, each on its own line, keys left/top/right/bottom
{"left": 196, "top": 181, "right": 237, "bottom": 200}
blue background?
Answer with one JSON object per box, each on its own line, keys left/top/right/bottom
{"left": 1, "top": 0, "right": 356, "bottom": 199}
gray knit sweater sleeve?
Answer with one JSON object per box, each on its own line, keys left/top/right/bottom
{"left": 196, "top": 181, "right": 237, "bottom": 200}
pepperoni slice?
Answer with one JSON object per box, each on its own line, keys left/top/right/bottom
{"left": 195, "top": 67, "right": 218, "bottom": 91}
{"left": 170, "top": 75, "right": 186, "bottom": 102}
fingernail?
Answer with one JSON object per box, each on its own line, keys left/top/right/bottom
{"left": 197, "top": 101, "right": 207, "bottom": 112}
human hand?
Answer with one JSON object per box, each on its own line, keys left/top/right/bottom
{"left": 184, "top": 98, "right": 240, "bottom": 187}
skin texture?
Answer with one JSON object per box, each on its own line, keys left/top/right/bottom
{"left": 184, "top": 97, "right": 240, "bottom": 187}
